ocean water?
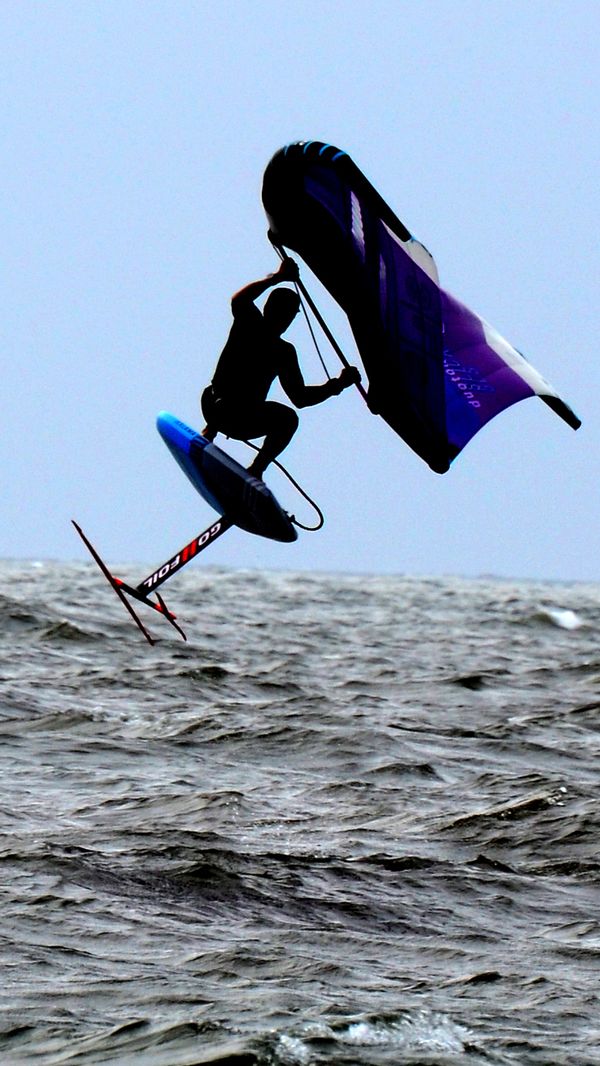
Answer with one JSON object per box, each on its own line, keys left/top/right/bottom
{"left": 1, "top": 560, "right": 600, "bottom": 1065}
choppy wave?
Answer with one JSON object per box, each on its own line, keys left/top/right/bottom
{"left": 1, "top": 561, "right": 599, "bottom": 1063}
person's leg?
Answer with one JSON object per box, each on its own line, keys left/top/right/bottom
{"left": 246, "top": 402, "right": 298, "bottom": 478}
{"left": 206, "top": 398, "right": 298, "bottom": 479}
{"left": 200, "top": 387, "right": 218, "bottom": 440}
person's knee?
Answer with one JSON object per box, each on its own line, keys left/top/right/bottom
{"left": 261, "top": 403, "right": 299, "bottom": 459}
{"left": 273, "top": 406, "right": 298, "bottom": 449}
{"left": 280, "top": 407, "right": 299, "bottom": 435}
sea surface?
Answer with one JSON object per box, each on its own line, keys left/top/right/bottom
{"left": 1, "top": 560, "right": 600, "bottom": 1065}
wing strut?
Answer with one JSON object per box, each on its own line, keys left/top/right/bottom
{"left": 72, "top": 516, "right": 233, "bottom": 645}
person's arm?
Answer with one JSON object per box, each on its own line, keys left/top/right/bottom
{"left": 279, "top": 347, "right": 361, "bottom": 408}
{"left": 231, "top": 258, "right": 299, "bottom": 315}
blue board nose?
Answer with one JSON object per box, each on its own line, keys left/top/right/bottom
{"left": 156, "top": 412, "right": 297, "bottom": 543}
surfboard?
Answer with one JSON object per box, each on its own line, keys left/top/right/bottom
{"left": 156, "top": 412, "right": 298, "bottom": 543}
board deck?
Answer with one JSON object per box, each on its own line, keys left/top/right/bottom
{"left": 156, "top": 412, "right": 297, "bottom": 543}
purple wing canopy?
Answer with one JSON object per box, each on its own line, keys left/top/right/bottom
{"left": 262, "top": 141, "right": 580, "bottom": 473}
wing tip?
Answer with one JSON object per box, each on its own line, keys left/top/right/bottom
{"left": 541, "top": 394, "right": 582, "bottom": 431}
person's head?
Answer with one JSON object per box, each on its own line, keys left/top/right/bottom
{"left": 263, "top": 287, "right": 300, "bottom": 335}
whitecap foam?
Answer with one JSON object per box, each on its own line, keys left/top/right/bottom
{"left": 341, "top": 1011, "right": 471, "bottom": 1053}
{"left": 274, "top": 1033, "right": 312, "bottom": 1064}
{"left": 543, "top": 608, "right": 583, "bottom": 630}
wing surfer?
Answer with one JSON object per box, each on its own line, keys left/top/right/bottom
{"left": 201, "top": 257, "right": 361, "bottom": 479}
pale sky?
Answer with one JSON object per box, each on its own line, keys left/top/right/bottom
{"left": 4, "top": 1, "right": 598, "bottom": 580}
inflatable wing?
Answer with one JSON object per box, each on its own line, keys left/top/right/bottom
{"left": 262, "top": 141, "right": 580, "bottom": 473}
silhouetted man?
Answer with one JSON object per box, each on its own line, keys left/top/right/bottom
{"left": 201, "top": 257, "right": 360, "bottom": 479}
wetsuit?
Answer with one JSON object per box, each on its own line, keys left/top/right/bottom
{"left": 202, "top": 297, "right": 345, "bottom": 474}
